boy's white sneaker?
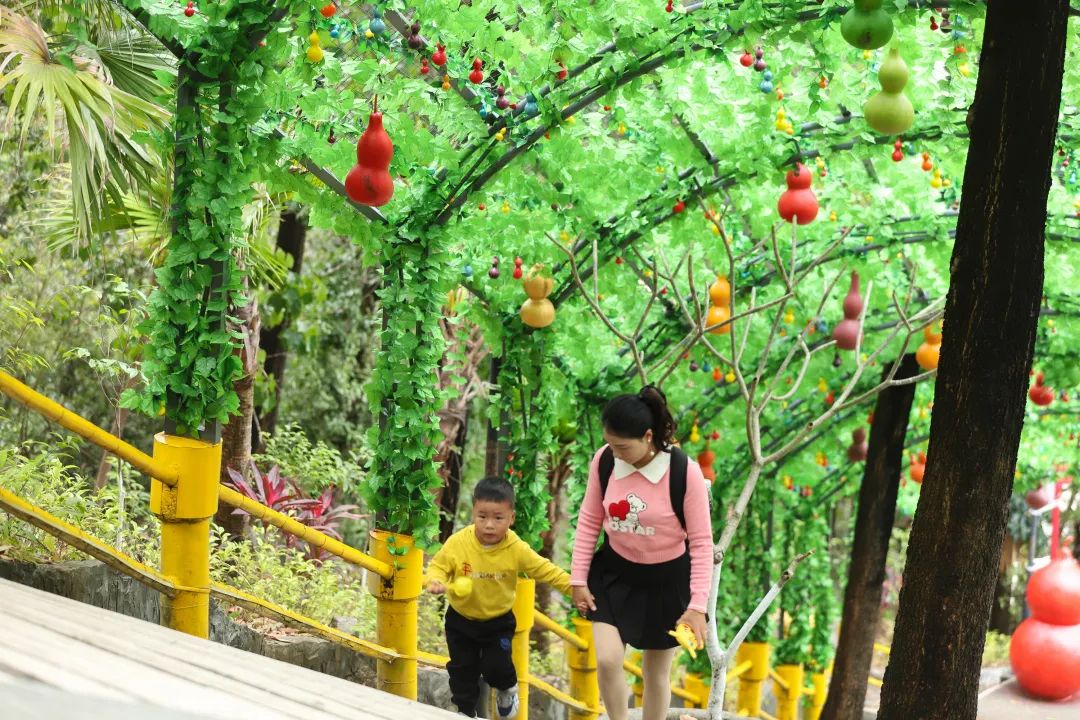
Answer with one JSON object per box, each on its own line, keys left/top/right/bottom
{"left": 496, "top": 685, "right": 519, "bottom": 720}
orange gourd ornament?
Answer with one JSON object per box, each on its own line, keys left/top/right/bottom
{"left": 706, "top": 275, "right": 732, "bottom": 335}
{"left": 909, "top": 451, "right": 927, "bottom": 484}
{"left": 345, "top": 98, "right": 394, "bottom": 206}
{"left": 777, "top": 163, "right": 819, "bottom": 224}
{"left": 520, "top": 264, "right": 556, "bottom": 328}
{"left": 832, "top": 271, "right": 863, "bottom": 350}
{"left": 916, "top": 323, "right": 942, "bottom": 370}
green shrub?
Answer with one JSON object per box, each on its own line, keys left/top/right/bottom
{"left": 255, "top": 423, "right": 367, "bottom": 498}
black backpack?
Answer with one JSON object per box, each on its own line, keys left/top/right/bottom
{"left": 598, "top": 445, "right": 689, "bottom": 530}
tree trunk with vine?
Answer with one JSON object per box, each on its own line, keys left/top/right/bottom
{"left": 258, "top": 207, "right": 307, "bottom": 444}
{"left": 822, "top": 354, "right": 918, "bottom": 720}
{"left": 877, "top": 4, "right": 1068, "bottom": 718}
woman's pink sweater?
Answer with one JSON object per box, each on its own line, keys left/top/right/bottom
{"left": 570, "top": 446, "right": 714, "bottom": 612}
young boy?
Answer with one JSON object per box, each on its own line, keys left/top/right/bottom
{"left": 427, "top": 477, "right": 572, "bottom": 718}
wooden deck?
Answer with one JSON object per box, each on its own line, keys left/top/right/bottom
{"left": 0, "top": 577, "right": 461, "bottom": 720}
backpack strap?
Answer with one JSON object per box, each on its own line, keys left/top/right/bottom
{"left": 669, "top": 447, "right": 688, "bottom": 531}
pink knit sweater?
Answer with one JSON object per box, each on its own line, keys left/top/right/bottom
{"left": 570, "top": 446, "right": 714, "bottom": 612}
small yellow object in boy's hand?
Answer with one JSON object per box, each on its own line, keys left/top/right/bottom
{"left": 449, "top": 576, "right": 474, "bottom": 597}
{"left": 668, "top": 623, "right": 701, "bottom": 659}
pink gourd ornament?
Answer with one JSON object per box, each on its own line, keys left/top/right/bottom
{"left": 777, "top": 163, "right": 819, "bottom": 224}
{"left": 832, "top": 271, "right": 863, "bottom": 350}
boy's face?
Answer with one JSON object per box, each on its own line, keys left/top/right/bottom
{"left": 473, "top": 499, "right": 515, "bottom": 545}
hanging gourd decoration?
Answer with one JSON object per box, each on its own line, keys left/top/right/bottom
{"left": 469, "top": 59, "right": 484, "bottom": 84}
{"left": 909, "top": 451, "right": 927, "bottom": 484}
{"left": 495, "top": 85, "right": 509, "bottom": 110}
{"left": 1029, "top": 372, "right": 1055, "bottom": 406}
{"left": 1011, "top": 557, "right": 1080, "bottom": 700}
{"left": 832, "top": 271, "right": 863, "bottom": 350}
{"left": 407, "top": 22, "right": 423, "bottom": 50}
{"left": 183, "top": 1, "right": 196, "bottom": 17}
{"left": 512, "top": 256, "right": 523, "bottom": 280}
{"left": 698, "top": 445, "right": 716, "bottom": 482}
{"left": 344, "top": 98, "right": 394, "bottom": 207}
{"left": 841, "top": 0, "right": 894, "bottom": 49}
{"left": 847, "top": 428, "right": 869, "bottom": 462}
{"left": 520, "top": 264, "right": 556, "bottom": 328}
{"left": 369, "top": 9, "right": 386, "bottom": 36}
{"left": 706, "top": 275, "right": 732, "bottom": 335}
{"left": 753, "top": 46, "right": 766, "bottom": 72}
{"left": 431, "top": 43, "right": 447, "bottom": 66}
{"left": 916, "top": 323, "right": 942, "bottom": 370}
{"left": 306, "top": 31, "right": 324, "bottom": 63}
{"left": 864, "top": 48, "right": 914, "bottom": 135}
{"left": 777, "top": 163, "right": 819, "bottom": 224}
{"left": 690, "top": 422, "right": 701, "bottom": 444}
{"left": 488, "top": 256, "right": 500, "bottom": 279}
{"left": 320, "top": 2, "right": 337, "bottom": 18}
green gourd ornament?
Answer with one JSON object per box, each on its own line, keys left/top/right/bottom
{"left": 841, "top": 0, "right": 894, "bottom": 49}
{"left": 864, "top": 48, "right": 914, "bottom": 135}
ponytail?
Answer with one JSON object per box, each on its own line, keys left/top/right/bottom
{"left": 601, "top": 384, "right": 677, "bottom": 451}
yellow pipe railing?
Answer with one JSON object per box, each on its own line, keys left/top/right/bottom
{"left": 527, "top": 675, "right": 600, "bottom": 715}
{"left": 218, "top": 485, "right": 392, "bottom": 579}
{"left": 534, "top": 608, "right": 589, "bottom": 650}
{"left": 0, "top": 370, "right": 178, "bottom": 486}
{"left": 874, "top": 642, "right": 891, "bottom": 656}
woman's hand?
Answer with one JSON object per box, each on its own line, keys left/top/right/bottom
{"left": 677, "top": 609, "right": 707, "bottom": 649}
{"left": 572, "top": 586, "right": 597, "bottom": 615}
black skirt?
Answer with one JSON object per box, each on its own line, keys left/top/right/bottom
{"left": 586, "top": 543, "right": 691, "bottom": 650}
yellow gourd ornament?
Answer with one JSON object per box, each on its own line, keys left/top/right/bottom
{"left": 520, "top": 264, "right": 556, "bottom": 328}
{"left": 864, "top": 47, "right": 914, "bottom": 135}
{"left": 306, "top": 31, "right": 324, "bottom": 62}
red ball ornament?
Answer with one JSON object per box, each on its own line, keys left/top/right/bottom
{"left": 1010, "top": 618, "right": 1080, "bottom": 700}
{"left": 320, "top": 3, "right": 337, "bottom": 18}
{"left": 673, "top": 199, "right": 686, "bottom": 213}
{"left": 739, "top": 51, "right": 753, "bottom": 67}
{"left": 777, "top": 163, "right": 819, "bottom": 224}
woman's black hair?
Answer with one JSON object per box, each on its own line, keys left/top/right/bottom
{"left": 601, "top": 385, "right": 677, "bottom": 451}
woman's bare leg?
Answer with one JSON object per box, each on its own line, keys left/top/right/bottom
{"left": 641, "top": 647, "right": 677, "bottom": 720}
{"left": 593, "top": 622, "right": 630, "bottom": 720}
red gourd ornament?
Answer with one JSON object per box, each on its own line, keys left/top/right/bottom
{"left": 831, "top": 271, "right": 863, "bottom": 350}
{"left": 847, "top": 428, "right": 868, "bottom": 463}
{"left": 469, "top": 59, "right": 484, "bottom": 84}
{"left": 697, "top": 446, "right": 716, "bottom": 482}
{"left": 320, "top": 3, "right": 337, "bottom": 18}
{"left": 431, "top": 44, "right": 447, "bottom": 66}
{"left": 777, "top": 163, "right": 819, "bottom": 224}
{"left": 345, "top": 98, "right": 394, "bottom": 207}
{"left": 1029, "top": 372, "right": 1055, "bottom": 406}
{"left": 1011, "top": 557, "right": 1080, "bottom": 700}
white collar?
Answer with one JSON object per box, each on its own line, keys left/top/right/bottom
{"left": 611, "top": 448, "right": 671, "bottom": 484}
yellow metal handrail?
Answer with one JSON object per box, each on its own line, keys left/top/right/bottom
{"left": 768, "top": 667, "right": 789, "bottom": 692}
{"left": 527, "top": 675, "right": 602, "bottom": 715}
{"left": 0, "top": 370, "right": 177, "bottom": 486}
{"left": 874, "top": 642, "right": 891, "bottom": 656}
{"left": 727, "top": 659, "right": 753, "bottom": 681}
{"left": 218, "top": 486, "right": 392, "bottom": 579}
{"left": 534, "top": 608, "right": 589, "bottom": 650}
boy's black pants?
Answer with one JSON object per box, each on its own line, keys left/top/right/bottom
{"left": 445, "top": 605, "right": 518, "bottom": 716}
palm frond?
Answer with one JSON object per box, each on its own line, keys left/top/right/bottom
{"left": 0, "top": 6, "right": 169, "bottom": 241}
{"left": 83, "top": 26, "right": 175, "bottom": 100}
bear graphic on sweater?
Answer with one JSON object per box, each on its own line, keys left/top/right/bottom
{"left": 608, "top": 493, "right": 653, "bottom": 535}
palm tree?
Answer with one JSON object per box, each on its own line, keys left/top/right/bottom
{"left": 0, "top": 4, "right": 172, "bottom": 243}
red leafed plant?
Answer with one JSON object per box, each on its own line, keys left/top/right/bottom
{"left": 225, "top": 461, "right": 363, "bottom": 562}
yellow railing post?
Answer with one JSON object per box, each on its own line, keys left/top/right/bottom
{"left": 775, "top": 664, "right": 804, "bottom": 720}
{"left": 568, "top": 618, "right": 599, "bottom": 720}
{"left": 151, "top": 432, "right": 220, "bottom": 639}
{"left": 736, "top": 642, "right": 770, "bottom": 717}
{"left": 512, "top": 578, "right": 535, "bottom": 720}
{"left": 805, "top": 671, "right": 828, "bottom": 720}
{"left": 684, "top": 672, "right": 708, "bottom": 709}
{"left": 367, "top": 530, "right": 423, "bottom": 700}
{"left": 629, "top": 649, "right": 644, "bottom": 707}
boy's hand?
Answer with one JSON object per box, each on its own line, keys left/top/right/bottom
{"left": 426, "top": 579, "right": 447, "bottom": 595}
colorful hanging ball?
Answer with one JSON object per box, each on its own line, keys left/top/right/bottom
{"left": 183, "top": 1, "right": 196, "bottom": 17}
{"left": 370, "top": 17, "right": 386, "bottom": 35}
{"left": 760, "top": 80, "right": 774, "bottom": 93}
{"left": 330, "top": 25, "right": 340, "bottom": 39}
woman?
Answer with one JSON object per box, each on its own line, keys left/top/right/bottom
{"left": 570, "top": 385, "right": 714, "bottom": 720}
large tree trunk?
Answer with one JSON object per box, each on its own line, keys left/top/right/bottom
{"left": 258, "top": 208, "right": 307, "bottom": 443}
{"left": 822, "top": 355, "right": 919, "bottom": 720}
{"left": 216, "top": 284, "right": 261, "bottom": 537}
{"left": 877, "top": 5, "right": 1068, "bottom": 719}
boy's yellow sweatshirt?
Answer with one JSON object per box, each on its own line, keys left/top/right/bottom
{"left": 427, "top": 525, "right": 572, "bottom": 621}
